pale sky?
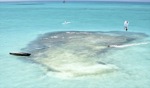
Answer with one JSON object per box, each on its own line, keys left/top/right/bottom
{"left": 0, "top": 0, "right": 150, "bottom": 2}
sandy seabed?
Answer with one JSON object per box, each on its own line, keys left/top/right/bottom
{"left": 22, "top": 31, "right": 148, "bottom": 78}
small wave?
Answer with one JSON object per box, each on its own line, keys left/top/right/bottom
{"left": 109, "top": 42, "right": 149, "bottom": 48}
{"left": 62, "top": 21, "right": 71, "bottom": 25}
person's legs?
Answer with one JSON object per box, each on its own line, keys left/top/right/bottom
{"left": 125, "top": 27, "right": 128, "bottom": 31}
{"left": 126, "top": 28, "right": 128, "bottom": 31}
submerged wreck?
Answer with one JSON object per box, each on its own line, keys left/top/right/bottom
{"left": 22, "top": 31, "right": 148, "bottom": 77}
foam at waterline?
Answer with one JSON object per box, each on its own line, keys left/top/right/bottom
{"left": 22, "top": 31, "right": 149, "bottom": 77}
{"left": 60, "top": 64, "right": 118, "bottom": 77}
{"left": 109, "top": 42, "right": 150, "bottom": 48}
{"left": 46, "top": 63, "right": 119, "bottom": 78}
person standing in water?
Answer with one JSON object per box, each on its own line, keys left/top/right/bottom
{"left": 124, "top": 21, "right": 129, "bottom": 31}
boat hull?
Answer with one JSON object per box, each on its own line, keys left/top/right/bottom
{"left": 9, "top": 52, "right": 31, "bottom": 56}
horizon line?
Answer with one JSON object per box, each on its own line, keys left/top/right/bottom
{"left": 0, "top": 0, "right": 150, "bottom": 2}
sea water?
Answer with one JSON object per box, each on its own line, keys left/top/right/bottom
{"left": 0, "top": 1, "right": 150, "bottom": 88}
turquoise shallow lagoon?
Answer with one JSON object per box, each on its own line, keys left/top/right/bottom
{"left": 0, "top": 1, "right": 150, "bottom": 88}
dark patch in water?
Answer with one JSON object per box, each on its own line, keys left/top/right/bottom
{"left": 20, "top": 31, "right": 148, "bottom": 77}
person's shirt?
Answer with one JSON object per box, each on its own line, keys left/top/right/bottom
{"left": 124, "top": 21, "right": 129, "bottom": 27}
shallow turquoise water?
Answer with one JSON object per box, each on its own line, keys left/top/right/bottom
{"left": 0, "top": 1, "right": 150, "bottom": 88}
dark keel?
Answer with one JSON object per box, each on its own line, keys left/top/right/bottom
{"left": 9, "top": 52, "right": 31, "bottom": 56}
